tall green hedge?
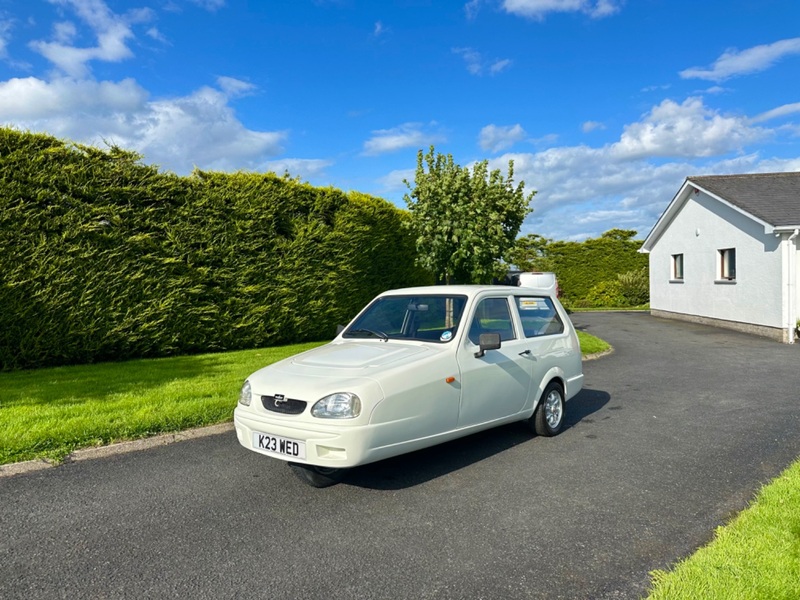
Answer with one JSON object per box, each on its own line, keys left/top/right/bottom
{"left": 0, "top": 129, "right": 430, "bottom": 370}
{"left": 510, "top": 229, "right": 648, "bottom": 304}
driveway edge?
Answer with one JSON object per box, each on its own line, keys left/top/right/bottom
{"left": 0, "top": 422, "right": 235, "bottom": 479}
{"left": 583, "top": 347, "right": 614, "bottom": 361}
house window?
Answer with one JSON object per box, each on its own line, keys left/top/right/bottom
{"left": 671, "top": 254, "right": 684, "bottom": 281}
{"left": 719, "top": 248, "right": 736, "bottom": 281}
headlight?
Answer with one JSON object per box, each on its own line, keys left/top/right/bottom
{"left": 311, "top": 392, "right": 361, "bottom": 419}
{"left": 239, "top": 380, "right": 252, "bottom": 406}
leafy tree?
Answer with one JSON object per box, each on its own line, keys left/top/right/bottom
{"left": 403, "top": 146, "right": 534, "bottom": 284}
{"left": 505, "top": 233, "right": 552, "bottom": 272}
{"left": 600, "top": 228, "right": 638, "bottom": 242}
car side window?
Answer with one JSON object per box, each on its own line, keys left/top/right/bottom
{"left": 515, "top": 296, "right": 564, "bottom": 337}
{"left": 468, "top": 298, "right": 516, "bottom": 344}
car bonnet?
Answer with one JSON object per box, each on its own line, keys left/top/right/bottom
{"left": 288, "top": 340, "right": 431, "bottom": 370}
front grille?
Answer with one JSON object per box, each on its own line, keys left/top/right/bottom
{"left": 261, "top": 395, "right": 307, "bottom": 415}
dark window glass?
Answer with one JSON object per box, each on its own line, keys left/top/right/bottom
{"left": 515, "top": 296, "right": 564, "bottom": 337}
{"left": 468, "top": 298, "right": 516, "bottom": 344}
{"left": 344, "top": 295, "right": 467, "bottom": 343}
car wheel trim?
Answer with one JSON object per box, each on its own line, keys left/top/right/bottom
{"left": 544, "top": 389, "right": 563, "bottom": 429}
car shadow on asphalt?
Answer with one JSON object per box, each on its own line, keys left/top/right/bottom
{"left": 344, "top": 387, "right": 610, "bottom": 490}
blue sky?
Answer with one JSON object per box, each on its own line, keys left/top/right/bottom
{"left": 1, "top": 0, "right": 799, "bottom": 241}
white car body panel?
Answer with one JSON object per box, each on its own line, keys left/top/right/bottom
{"left": 234, "top": 285, "right": 584, "bottom": 470}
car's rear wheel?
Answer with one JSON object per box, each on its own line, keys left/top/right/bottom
{"left": 288, "top": 463, "right": 346, "bottom": 488}
{"left": 530, "top": 381, "right": 565, "bottom": 436}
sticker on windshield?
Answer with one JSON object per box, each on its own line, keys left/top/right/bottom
{"left": 440, "top": 330, "right": 453, "bottom": 342}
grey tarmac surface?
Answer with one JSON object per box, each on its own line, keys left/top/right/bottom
{"left": 1, "top": 312, "right": 799, "bottom": 600}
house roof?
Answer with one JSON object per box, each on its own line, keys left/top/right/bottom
{"left": 641, "top": 171, "right": 800, "bottom": 252}
{"left": 688, "top": 172, "right": 800, "bottom": 228}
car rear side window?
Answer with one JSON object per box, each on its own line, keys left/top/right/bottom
{"left": 515, "top": 296, "right": 564, "bottom": 337}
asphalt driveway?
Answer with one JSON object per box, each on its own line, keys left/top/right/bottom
{"left": 1, "top": 312, "right": 799, "bottom": 599}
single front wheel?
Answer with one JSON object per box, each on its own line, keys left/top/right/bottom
{"left": 531, "top": 381, "right": 565, "bottom": 436}
{"left": 288, "top": 463, "right": 346, "bottom": 488}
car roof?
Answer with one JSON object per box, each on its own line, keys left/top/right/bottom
{"left": 379, "top": 285, "right": 556, "bottom": 298}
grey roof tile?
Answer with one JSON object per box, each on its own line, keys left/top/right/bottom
{"left": 688, "top": 172, "right": 800, "bottom": 227}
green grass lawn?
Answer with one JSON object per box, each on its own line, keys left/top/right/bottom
{"left": 646, "top": 456, "right": 800, "bottom": 599}
{"left": 577, "top": 330, "right": 611, "bottom": 355}
{"left": 0, "top": 342, "right": 324, "bottom": 465}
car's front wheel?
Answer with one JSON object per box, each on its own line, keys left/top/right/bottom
{"left": 530, "top": 381, "right": 565, "bottom": 436}
{"left": 288, "top": 463, "right": 346, "bottom": 488}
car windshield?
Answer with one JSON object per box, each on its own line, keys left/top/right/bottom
{"left": 343, "top": 294, "right": 468, "bottom": 343}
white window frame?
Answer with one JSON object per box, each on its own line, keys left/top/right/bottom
{"left": 671, "top": 253, "right": 684, "bottom": 281}
{"left": 718, "top": 248, "right": 736, "bottom": 281}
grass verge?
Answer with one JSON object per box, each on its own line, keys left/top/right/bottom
{"left": 646, "top": 457, "right": 800, "bottom": 599}
{"left": 0, "top": 342, "right": 324, "bottom": 465}
{"left": 577, "top": 331, "right": 611, "bottom": 355}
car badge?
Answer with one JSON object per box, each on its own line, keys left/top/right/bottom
{"left": 273, "top": 394, "right": 287, "bottom": 405}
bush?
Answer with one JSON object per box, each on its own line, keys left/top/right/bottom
{"left": 582, "top": 280, "right": 625, "bottom": 308}
{"left": 618, "top": 267, "right": 649, "bottom": 306}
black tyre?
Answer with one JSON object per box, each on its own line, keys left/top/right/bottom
{"left": 531, "top": 381, "right": 565, "bottom": 436}
{"left": 288, "top": 463, "right": 346, "bottom": 488}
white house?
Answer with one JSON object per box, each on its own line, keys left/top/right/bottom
{"left": 640, "top": 172, "right": 800, "bottom": 343}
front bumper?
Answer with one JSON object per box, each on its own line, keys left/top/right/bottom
{"left": 233, "top": 406, "right": 378, "bottom": 468}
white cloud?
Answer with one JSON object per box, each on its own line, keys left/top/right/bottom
{"left": 262, "top": 158, "right": 334, "bottom": 179}
{"left": 0, "top": 19, "right": 13, "bottom": 59}
{"left": 479, "top": 123, "right": 527, "bottom": 152}
{"left": 453, "top": 47, "right": 512, "bottom": 76}
{"left": 189, "top": 0, "right": 226, "bottom": 10}
{"left": 138, "top": 87, "right": 286, "bottom": 172}
{"left": 750, "top": 102, "right": 800, "bottom": 124}
{"left": 146, "top": 26, "right": 167, "bottom": 43}
{"left": 453, "top": 47, "right": 483, "bottom": 75}
{"left": 0, "top": 76, "right": 287, "bottom": 173}
{"left": 582, "top": 120, "right": 605, "bottom": 133}
{"left": 470, "top": 94, "right": 799, "bottom": 241}
{"left": 680, "top": 37, "right": 800, "bottom": 82}
{"left": 464, "top": 0, "right": 484, "bottom": 19}
{"left": 489, "top": 58, "right": 512, "bottom": 74}
{"left": 502, "top": 0, "right": 623, "bottom": 20}
{"left": 486, "top": 147, "right": 692, "bottom": 240}
{"left": 377, "top": 168, "right": 415, "bottom": 193}
{"left": 610, "top": 97, "right": 767, "bottom": 160}
{"left": 216, "top": 76, "right": 256, "bottom": 98}
{"left": 0, "top": 76, "right": 148, "bottom": 120}
{"left": 52, "top": 21, "right": 77, "bottom": 44}
{"left": 363, "top": 122, "right": 445, "bottom": 156}
{"left": 29, "top": 0, "right": 154, "bottom": 78}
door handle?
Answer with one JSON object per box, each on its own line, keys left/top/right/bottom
{"left": 518, "top": 349, "right": 531, "bottom": 356}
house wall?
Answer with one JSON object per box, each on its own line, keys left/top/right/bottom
{"left": 648, "top": 190, "right": 784, "bottom": 333}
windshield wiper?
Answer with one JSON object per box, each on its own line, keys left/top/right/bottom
{"left": 348, "top": 328, "right": 389, "bottom": 342}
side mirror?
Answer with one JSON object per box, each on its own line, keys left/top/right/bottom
{"left": 336, "top": 324, "right": 346, "bottom": 336}
{"left": 474, "top": 332, "right": 501, "bottom": 358}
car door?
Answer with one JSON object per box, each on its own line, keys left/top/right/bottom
{"left": 456, "top": 295, "right": 533, "bottom": 428}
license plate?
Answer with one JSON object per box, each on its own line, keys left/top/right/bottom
{"left": 252, "top": 431, "right": 306, "bottom": 459}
